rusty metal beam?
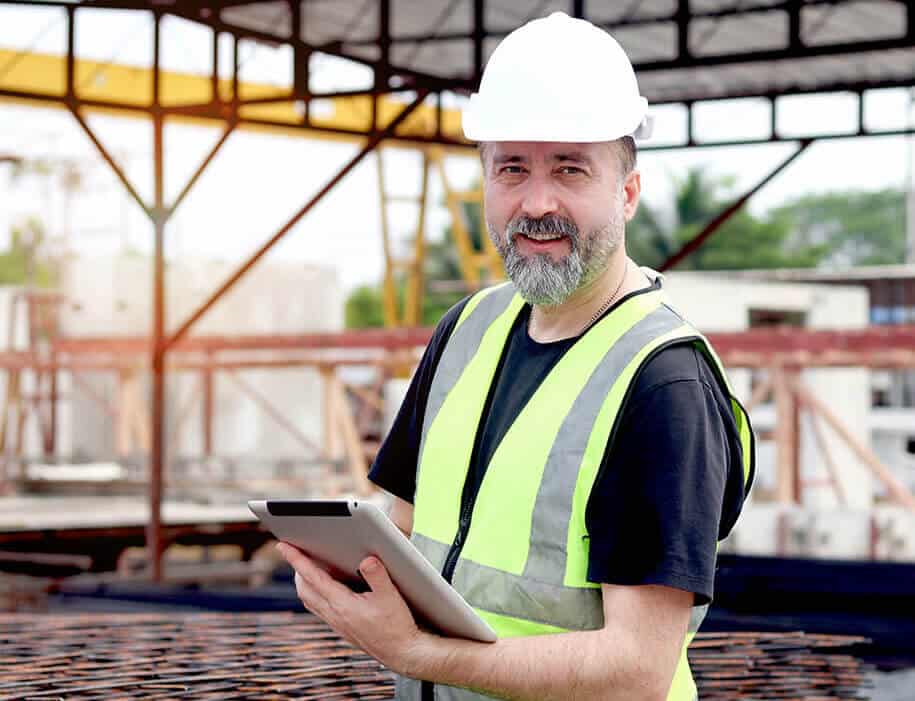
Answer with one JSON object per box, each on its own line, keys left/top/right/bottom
{"left": 14, "top": 344, "right": 915, "bottom": 373}
{"left": 659, "top": 139, "right": 812, "bottom": 271}
{"left": 68, "top": 108, "right": 149, "bottom": 217}
{"left": 202, "top": 357, "right": 214, "bottom": 460}
{"left": 28, "top": 323, "right": 915, "bottom": 360}
{"left": 169, "top": 122, "right": 236, "bottom": 215}
{"left": 149, "top": 10, "right": 166, "bottom": 583}
{"left": 163, "top": 89, "right": 430, "bottom": 352}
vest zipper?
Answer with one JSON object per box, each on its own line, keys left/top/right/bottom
{"left": 441, "top": 505, "right": 472, "bottom": 583}
{"left": 421, "top": 485, "right": 475, "bottom": 701}
{"left": 422, "top": 351, "right": 504, "bottom": 700}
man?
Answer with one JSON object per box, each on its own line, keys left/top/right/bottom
{"left": 277, "top": 12, "right": 754, "bottom": 701}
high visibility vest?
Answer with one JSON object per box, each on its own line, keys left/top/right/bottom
{"left": 396, "top": 278, "right": 755, "bottom": 701}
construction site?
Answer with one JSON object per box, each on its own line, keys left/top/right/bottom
{"left": 1, "top": 1, "right": 915, "bottom": 699}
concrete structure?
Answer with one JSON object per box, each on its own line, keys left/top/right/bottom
{"left": 663, "top": 272, "right": 915, "bottom": 562}
{"left": 736, "top": 265, "right": 915, "bottom": 497}
{"left": 2, "top": 254, "right": 343, "bottom": 479}
{"left": 665, "top": 271, "right": 872, "bottom": 510}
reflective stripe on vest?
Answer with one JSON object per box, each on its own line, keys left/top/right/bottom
{"left": 398, "top": 280, "right": 754, "bottom": 701}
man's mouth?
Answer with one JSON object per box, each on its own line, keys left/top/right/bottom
{"left": 518, "top": 232, "right": 565, "bottom": 242}
{"left": 515, "top": 231, "right": 571, "bottom": 255}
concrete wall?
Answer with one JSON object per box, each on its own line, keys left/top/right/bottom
{"left": 46, "top": 254, "right": 343, "bottom": 468}
{"left": 664, "top": 272, "right": 873, "bottom": 510}
{"left": 719, "top": 502, "right": 915, "bottom": 562}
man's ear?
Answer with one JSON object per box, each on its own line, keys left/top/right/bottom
{"left": 622, "top": 170, "right": 641, "bottom": 222}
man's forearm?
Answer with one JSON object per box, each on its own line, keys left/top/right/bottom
{"left": 405, "top": 625, "right": 671, "bottom": 701}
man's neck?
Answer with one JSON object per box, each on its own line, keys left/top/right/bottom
{"left": 528, "top": 254, "right": 647, "bottom": 343}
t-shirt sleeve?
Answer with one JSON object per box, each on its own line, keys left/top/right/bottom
{"left": 367, "top": 298, "right": 469, "bottom": 503}
{"left": 586, "top": 348, "right": 742, "bottom": 606}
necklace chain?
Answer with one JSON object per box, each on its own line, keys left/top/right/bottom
{"left": 529, "top": 260, "right": 630, "bottom": 339}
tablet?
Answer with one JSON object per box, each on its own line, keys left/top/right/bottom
{"left": 248, "top": 499, "right": 497, "bottom": 643}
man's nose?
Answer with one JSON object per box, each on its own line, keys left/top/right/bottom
{"left": 520, "top": 177, "right": 559, "bottom": 219}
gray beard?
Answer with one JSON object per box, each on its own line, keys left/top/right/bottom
{"left": 489, "top": 215, "right": 622, "bottom": 306}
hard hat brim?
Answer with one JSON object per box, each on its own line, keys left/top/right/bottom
{"left": 462, "top": 95, "right": 650, "bottom": 143}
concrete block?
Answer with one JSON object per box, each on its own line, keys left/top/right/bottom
{"left": 872, "top": 505, "right": 915, "bottom": 562}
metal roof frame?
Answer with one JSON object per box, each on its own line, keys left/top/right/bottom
{"left": 3, "top": 0, "right": 915, "bottom": 578}
{"left": 4, "top": 1, "right": 915, "bottom": 149}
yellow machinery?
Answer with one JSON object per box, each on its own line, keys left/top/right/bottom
{"left": 376, "top": 145, "right": 504, "bottom": 328}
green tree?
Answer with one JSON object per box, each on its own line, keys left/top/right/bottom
{"left": 0, "top": 217, "right": 58, "bottom": 287}
{"left": 627, "top": 168, "right": 828, "bottom": 271}
{"left": 344, "top": 284, "right": 386, "bottom": 328}
{"left": 769, "top": 189, "right": 905, "bottom": 266}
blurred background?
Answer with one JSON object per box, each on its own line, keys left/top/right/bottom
{"left": 1, "top": 1, "right": 914, "bottom": 699}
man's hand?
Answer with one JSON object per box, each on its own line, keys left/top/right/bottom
{"left": 275, "top": 542, "right": 430, "bottom": 676}
{"left": 277, "top": 534, "right": 692, "bottom": 701}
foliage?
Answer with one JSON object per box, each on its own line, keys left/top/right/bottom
{"left": 343, "top": 275, "right": 466, "bottom": 328}
{"left": 627, "top": 168, "right": 828, "bottom": 271}
{"left": 0, "top": 217, "right": 58, "bottom": 288}
{"left": 344, "top": 284, "right": 386, "bottom": 328}
{"left": 768, "top": 189, "right": 905, "bottom": 267}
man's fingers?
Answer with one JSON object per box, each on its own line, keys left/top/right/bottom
{"left": 358, "top": 556, "right": 397, "bottom": 597}
{"left": 294, "top": 571, "right": 326, "bottom": 611}
{"left": 277, "top": 542, "right": 353, "bottom": 600}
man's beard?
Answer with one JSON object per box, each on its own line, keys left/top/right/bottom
{"left": 488, "top": 213, "right": 623, "bottom": 306}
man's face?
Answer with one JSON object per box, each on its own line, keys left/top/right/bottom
{"left": 482, "top": 141, "right": 639, "bottom": 306}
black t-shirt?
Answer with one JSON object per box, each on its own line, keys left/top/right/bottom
{"left": 369, "top": 282, "right": 749, "bottom": 605}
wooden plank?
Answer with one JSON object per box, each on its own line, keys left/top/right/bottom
{"left": 792, "top": 378, "right": 915, "bottom": 511}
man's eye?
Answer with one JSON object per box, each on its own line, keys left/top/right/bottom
{"left": 500, "top": 166, "right": 525, "bottom": 175}
{"left": 558, "top": 166, "right": 584, "bottom": 175}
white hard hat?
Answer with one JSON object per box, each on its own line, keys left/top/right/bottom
{"left": 462, "top": 12, "right": 651, "bottom": 143}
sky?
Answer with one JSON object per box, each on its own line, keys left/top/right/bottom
{"left": 2, "top": 4, "right": 915, "bottom": 293}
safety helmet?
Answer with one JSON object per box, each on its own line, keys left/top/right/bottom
{"left": 462, "top": 12, "right": 650, "bottom": 143}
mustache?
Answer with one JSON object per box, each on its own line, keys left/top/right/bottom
{"left": 509, "top": 214, "right": 579, "bottom": 239}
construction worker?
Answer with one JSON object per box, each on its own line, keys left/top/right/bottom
{"left": 278, "top": 12, "right": 754, "bottom": 701}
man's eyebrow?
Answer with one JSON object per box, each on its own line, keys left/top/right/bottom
{"left": 551, "top": 151, "right": 594, "bottom": 165}
{"left": 492, "top": 153, "right": 527, "bottom": 165}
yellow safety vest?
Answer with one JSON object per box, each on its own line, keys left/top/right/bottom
{"left": 397, "top": 279, "right": 754, "bottom": 701}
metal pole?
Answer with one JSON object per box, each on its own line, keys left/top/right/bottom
{"left": 48, "top": 350, "right": 57, "bottom": 457}
{"left": 149, "top": 11, "right": 166, "bottom": 582}
{"left": 202, "top": 359, "right": 213, "bottom": 460}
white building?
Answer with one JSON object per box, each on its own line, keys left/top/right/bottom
{"left": 681, "top": 267, "right": 915, "bottom": 562}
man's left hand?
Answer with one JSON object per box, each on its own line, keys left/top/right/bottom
{"left": 275, "top": 542, "right": 429, "bottom": 676}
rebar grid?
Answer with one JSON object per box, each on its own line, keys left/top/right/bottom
{"left": 0, "top": 613, "right": 870, "bottom": 700}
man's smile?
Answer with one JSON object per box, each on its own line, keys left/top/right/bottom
{"left": 515, "top": 232, "right": 572, "bottom": 257}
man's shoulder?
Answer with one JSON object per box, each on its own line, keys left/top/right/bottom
{"left": 630, "top": 340, "right": 725, "bottom": 403}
